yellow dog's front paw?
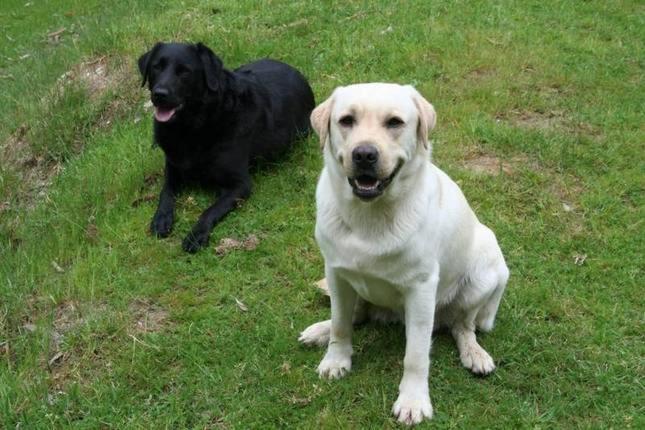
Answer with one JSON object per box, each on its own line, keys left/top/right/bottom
{"left": 317, "top": 352, "right": 351, "bottom": 379}
{"left": 460, "top": 344, "right": 495, "bottom": 375}
{"left": 392, "top": 392, "right": 433, "bottom": 425}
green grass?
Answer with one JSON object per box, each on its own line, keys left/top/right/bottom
{"left": 1, "top": 0, "right": 643, "bottom": 428}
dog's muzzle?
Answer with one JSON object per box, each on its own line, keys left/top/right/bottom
{"left": 151, "top": 87, "right": 183, "bottom": 123}
{"left": 348, "top": 156, "right": 404, "bottom": 201}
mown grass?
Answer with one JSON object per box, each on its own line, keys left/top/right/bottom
{"left": 1, "top": 0, "right": 643, "bottom": 428}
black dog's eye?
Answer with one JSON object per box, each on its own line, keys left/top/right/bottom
{"left": 176, "top": 65, "right": 191, "bottom": 76}
{"left": 385, "top": 117, "right": 405, "bottom": 129}
{"left": 152, "top": 59, "right": 165, "bottom": 72}
{"left": 339, "top": 115, "right": 355, "bottom": 127}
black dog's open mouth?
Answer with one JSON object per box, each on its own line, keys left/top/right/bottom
{"left": 154, "top": 104, "right": 183, "bottom": 123}
{"left": 348, "top": 161, "right": 404, "bottom": 201}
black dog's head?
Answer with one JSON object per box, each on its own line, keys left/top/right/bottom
{"left": 138, "top": 42, "right": 224, "bottom": 123}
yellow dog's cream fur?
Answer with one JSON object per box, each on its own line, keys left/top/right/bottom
{"left": 299, "top": 83, "right": 509, "bottom": 425}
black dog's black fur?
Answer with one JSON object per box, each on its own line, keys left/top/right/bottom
{"left": 138, "top": 42, "right": 315, "bottom": 252}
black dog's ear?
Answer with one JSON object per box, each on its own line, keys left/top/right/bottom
{"left": 138, "top": 42, "right": 163, "bottom": 87}
{"left": 196, "top": 42, "right": 223, "bottom": 92}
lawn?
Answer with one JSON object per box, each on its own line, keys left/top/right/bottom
{"left": 0, "top": 0, "right": 642, "bottom": 428}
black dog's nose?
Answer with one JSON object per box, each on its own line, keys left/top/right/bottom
{"left": 152, "top": 87, "right": 169, "bottom": 101}
{"left": 352, "top": 145, "right": 379, "bottom": 168}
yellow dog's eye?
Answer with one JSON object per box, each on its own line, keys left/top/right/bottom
{"left": 339, "top": 115, "right": 355, "bottom": 127}
{"left": 385, "top": 117, "right": 404, "bottom": 129}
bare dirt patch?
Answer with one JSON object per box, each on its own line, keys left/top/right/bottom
{"left": 56, "top": 55, "right": 133, "bottom": 129}
{"left": 49, "top": 301, "right": 108, "bottom": 368}
{"left": 461, "top": 150, "right": 535, "bottom": 176}
{"left": 1, "top": 55, "right": 134, "bottom": 212}
{"left": 460, "top": 148, "right": 586, "bottom": 235}
{"left": 129, "top": 299, "right": 169, "bottom": 333}
{"left": 57, "top": 56, "right": 128, "bottom": 101}
{"left": 44, "top": 301, "right": 110, "bottom": 394}
{"left": 463, "top": 153, "right": 514, "bottom": 175}
{"left": 549, "top": 174, "right": 586, "bottom": 236}
{"left": 52, "top": 301, "right": 84, "bottom": 338}
{"left": 499, "top": 109, "right": 601, "bottom": 138}
{"left": 1, "top": 123, "right": 59, "bottom": 204}
{"left": 511, "top": 110, "right": 566, "bottom": 130}
{"left": 15, "top": 300, "right": 110, "bottom": 391}
{"left": 466, "top": 66, "right": 496, "bottom": 81}
{"left": 47, "top": 302, "right": 80, "bottom": 389}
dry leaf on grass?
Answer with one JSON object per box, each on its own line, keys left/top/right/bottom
{"left": 22, "top": 323, "right": 37, "bottom": 332}
{"left": 131, "top": 193, "right": 156, "bottom": 207}
{"left": 288, "top": 396, "right": 313, "bottom": 406}
{"left": 85, "top": 222, "right": 99, "bottom": 242}
{"left": 47, "top": 28, "right": 66, "bottom": 43}
{"left": 314, "top": 278, "right": 329, "bottom": 296}
{"left": 48, "top": 351, "right": 65, "bottom": 367}
{"left": 234, "top": 297, "right": 248, "bottom": 312}
{"left": 143, "top": 173, "right": 161, "bottom": 187}
{"left": 215, "top": 234, "right": 259, "bottom": 256}
{"left": 51, "top": 261, "right": 65, "bottom": 273}
{"left": 286, "top": 18, "right": 308, "bottom": 27}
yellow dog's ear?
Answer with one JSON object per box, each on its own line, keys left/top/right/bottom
{"left": 310, "top": 90, "right": 337, "bottom": 150}
{"left": 406, "top": 86, "right": 436, "bottom": 150}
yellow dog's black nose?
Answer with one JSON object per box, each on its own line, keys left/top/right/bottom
{"left": 352, "top": 145, "right": 379, "bottom": 169}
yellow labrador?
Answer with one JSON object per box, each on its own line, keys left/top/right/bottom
{"left": 299, "top": 83, "right": 509, "bottom": 425}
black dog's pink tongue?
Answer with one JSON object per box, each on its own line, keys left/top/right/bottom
{"left": 154, "top": 106, "right": 176, "bottom": 122}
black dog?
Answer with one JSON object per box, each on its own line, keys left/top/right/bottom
{"left": 138, "top": 42, "right": 315, "bottom": 252}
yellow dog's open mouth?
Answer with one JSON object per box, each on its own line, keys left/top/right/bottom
{"left": 348, "top": 160, "right": 403, "bottom": 201}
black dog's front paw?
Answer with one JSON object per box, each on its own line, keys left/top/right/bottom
{"left": 182, "top": 228, "right": 210, "bottom": 253}
{"left": 150, "top": 211, "right": 174, "bottom": 238}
